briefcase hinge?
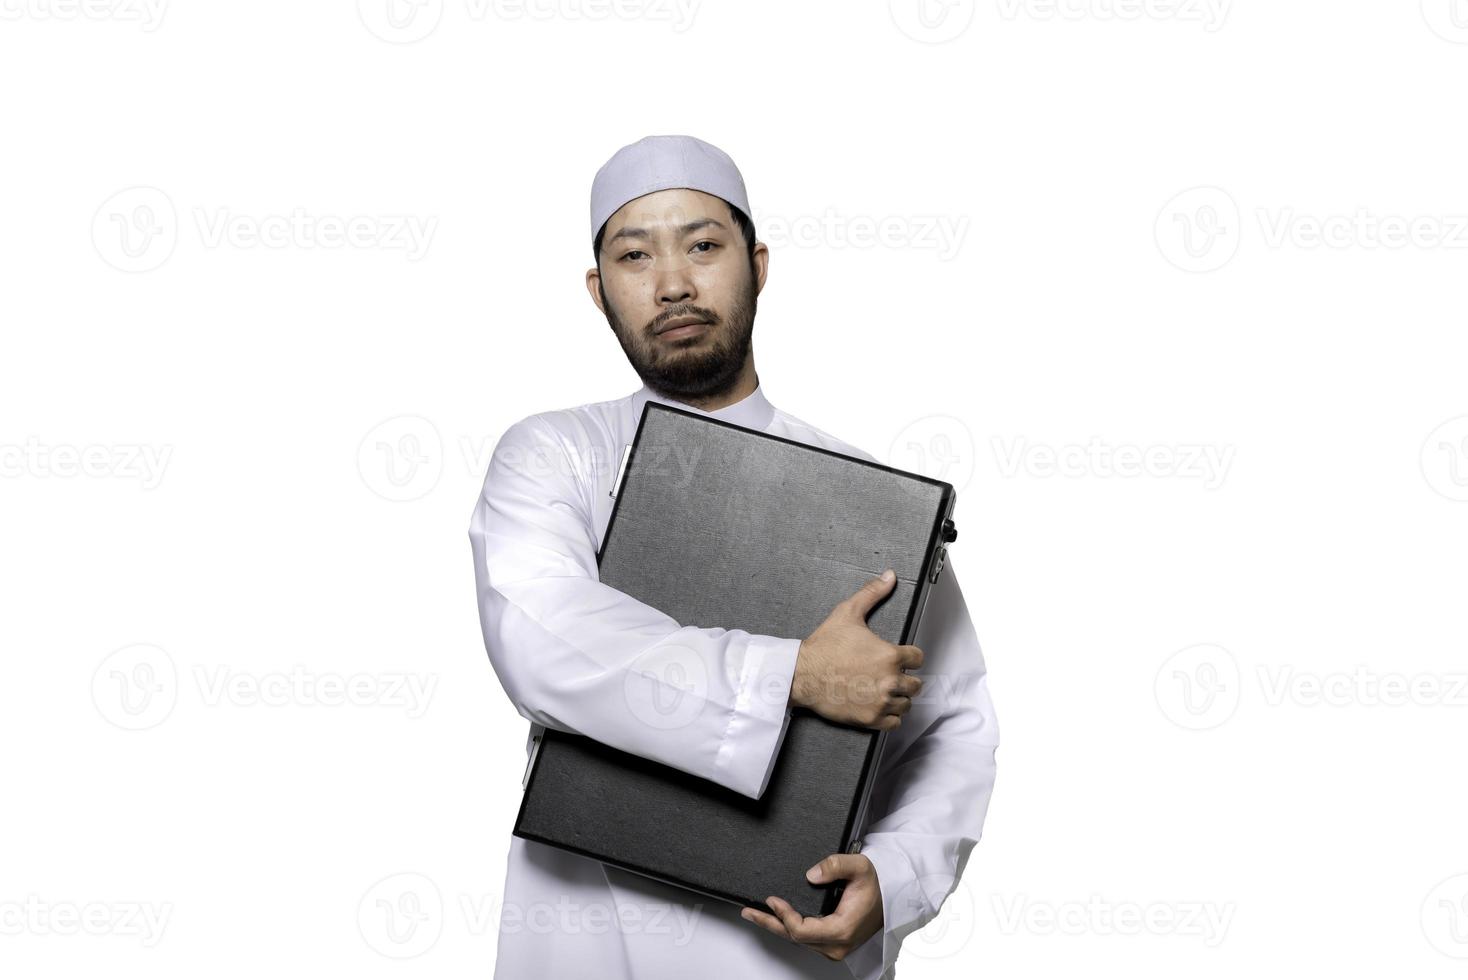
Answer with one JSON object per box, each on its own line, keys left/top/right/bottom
{"left": 609, "top": 443, "right": 632, "bottom": 498}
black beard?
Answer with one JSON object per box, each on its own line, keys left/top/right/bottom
{"left": 600, "top": 271, "right": 757, "bottom": 404}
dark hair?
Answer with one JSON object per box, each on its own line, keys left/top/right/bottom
{"left": 593, "top": 198, "right": 757, "bottom": 272}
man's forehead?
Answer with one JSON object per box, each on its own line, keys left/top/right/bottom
{"left": 604, "top": 188, "right": 731, "bottom": 236}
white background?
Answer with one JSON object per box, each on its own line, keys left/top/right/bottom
{"left": 3, "top": 1, "right": 1467, "bottom": 977}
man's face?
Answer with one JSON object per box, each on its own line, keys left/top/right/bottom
{"left": 587, "top": 188, "right": 768, "bottom": 402}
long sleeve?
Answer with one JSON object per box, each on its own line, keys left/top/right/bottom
{"left": 468, "top": 414, "right": 802, "bottom": 800}
{"left": 840, "top": 554, "right": 999, "bottom": 980}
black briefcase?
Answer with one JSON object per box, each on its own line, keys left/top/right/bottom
{"left": 512, "top": 401, "right": 957, "bottom": 918}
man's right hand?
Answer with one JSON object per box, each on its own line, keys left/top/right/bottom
{"left": 789, "top": 569, "right": 924, "bottom": 731}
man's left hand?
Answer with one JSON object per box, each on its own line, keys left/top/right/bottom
{"left": 739, "top": 853, "right": 883, "bottom": 961}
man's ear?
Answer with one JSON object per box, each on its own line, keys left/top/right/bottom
{"left": 752, "top": 241, "right": 770, "bottom": 295}
{"left": 585, "top": 265, "right": 606, "bottom": 315}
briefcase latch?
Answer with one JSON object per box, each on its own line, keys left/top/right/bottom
{"left": 521, "top": 734, "right": 542, "bottom": 791}
{"left": 609, "top": 443, "right": 632, "bottom": 498}
{"left": 928, "top": 519, "right": 957, "bottom": 583}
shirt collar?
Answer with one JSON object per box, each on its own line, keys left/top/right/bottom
{"left": 630, "top": 377, "right": 775, "bottom": 431}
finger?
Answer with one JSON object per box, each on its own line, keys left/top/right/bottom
{"left": 807, "top": 854, "right": 872, "bottom": 884}
{"left": 896, "top": 644, "right": 925, "bottom": 670}
{"left": 842, "top": 570, "right": 896, "bottom": 620}
{"left": 764, "top": 896, "right": 809, "bottom": 938}
{"left": 890, "top": 673, "right": 923, "bottom": 699}
{"left": 767, "top": 896, "right": 851, "bottom": 945}
{"left": 883, "top": 695, "right": 912, "bottom": 717}
{"left": 740, "top": 905, "right": 791, "bottom": 940}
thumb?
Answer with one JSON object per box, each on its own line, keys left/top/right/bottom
{"left": 843, "top": 569, "right": 896, "bottom": 620}
{"left": 807, "top": 853, "right": 870, "bottom": 883}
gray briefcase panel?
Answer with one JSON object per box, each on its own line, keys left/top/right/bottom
{"left": 513, "top": 401, "right": 957, "bottom": 918}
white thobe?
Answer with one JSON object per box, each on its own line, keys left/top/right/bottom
{"left": 468, "top": 381, "right": 999, "bottom": 979}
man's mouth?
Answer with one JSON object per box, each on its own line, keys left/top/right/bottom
{"left": 654, "top": 315, "right": 712, "bottom": 339}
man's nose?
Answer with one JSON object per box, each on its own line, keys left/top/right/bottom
{"left": 655, "top": 263, "right": 696, "bottom": 304}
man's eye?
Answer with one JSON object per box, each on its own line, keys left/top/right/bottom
{"left": 620, "top": 250, "right": 647, "bottom": 262}
{"left": 691, "top": 241, "right": 718, "bottom": 254}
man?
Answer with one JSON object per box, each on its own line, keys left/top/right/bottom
{"left": 468, "top": 134, "right": 998, "bottom": 979}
